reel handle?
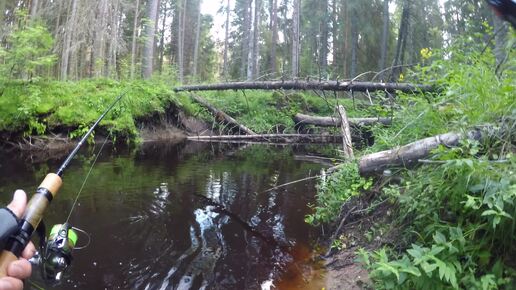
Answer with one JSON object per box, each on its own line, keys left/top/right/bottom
{"left": 0, "top": 174, "right": 62, "bottom": 278}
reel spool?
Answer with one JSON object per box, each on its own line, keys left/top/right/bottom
{"left": 31, "top": 222, "right": 90, "bottom": 283}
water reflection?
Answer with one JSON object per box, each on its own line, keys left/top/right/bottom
{"left": 0, "top": 142, "right": 332, "bottom": 290}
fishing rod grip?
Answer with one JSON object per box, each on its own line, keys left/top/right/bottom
{"left": 0, "top": 174, "right": 62, "bottom": 277}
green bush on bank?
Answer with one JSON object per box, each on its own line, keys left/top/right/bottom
{"left": 307, "top": 32, "right": 515, "bottom": 289}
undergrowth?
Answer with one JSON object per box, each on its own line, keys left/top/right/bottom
{"left": 192, "top": 90, "right": 363, "bottom": 133}
{"left": 307, "top": 32, "right": 516, "bottom": 289}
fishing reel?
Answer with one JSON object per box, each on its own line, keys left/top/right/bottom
{"left": 31, "top": 222, "right": 89, "bottom": 283}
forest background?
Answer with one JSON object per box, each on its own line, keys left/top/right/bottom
{"left": 0, "top": 0, "right": 510, "bottom": 83}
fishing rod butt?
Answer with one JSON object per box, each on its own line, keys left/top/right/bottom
{"left": 0, "top": 250, "right": 18, "bottom": 277}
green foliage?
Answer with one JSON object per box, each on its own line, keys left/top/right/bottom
{"left": 0, "top": 17, "right": 56, "bottom": 80}
{"left": 0, "top": 79, "right": 193, "bottom": 140}
{"left": 305, "top": 163, "right": 372, "bottom": 224}
{"left": 197, "top": 90, "right": 357, "bottom": 133}
{"left": 355, "top": 33, "right": 516, "bottom": 289}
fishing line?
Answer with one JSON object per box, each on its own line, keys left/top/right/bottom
{"left": 64, "top": 133, "right": 111, "bottom": 223}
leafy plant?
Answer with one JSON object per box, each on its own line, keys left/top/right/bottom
{"left": 305, "top": 162, "right": 372, "bottom": 224}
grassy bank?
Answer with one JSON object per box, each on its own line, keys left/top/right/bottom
{"left": 307, "top": 36, "right": 515, "bottom": 289}
{"left": 0, "top": 78, "right": 198, "bottom": 141}
{"left": 1, "top": 78, "right": 384, "bottom": 144}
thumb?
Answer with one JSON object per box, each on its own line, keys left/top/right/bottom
{"left": 6, "top": 190, "right": 27, "bottom": 218}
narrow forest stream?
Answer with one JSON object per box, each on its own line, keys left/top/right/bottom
{"left": 0, "top": 141, "right": 334, "bottom": 290}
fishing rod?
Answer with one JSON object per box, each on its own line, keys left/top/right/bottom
{"left": 0, "top": 92, "right": 124, "bottom": 280}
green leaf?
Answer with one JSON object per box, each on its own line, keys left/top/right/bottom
{"left": 376, "top": 262, "right": 401, "bottom": 282}
{"left": 421, "top": 262, "right": 438, "bottom": 274}
{"left": 433, "top": 231, "right": 446, "bottom": 244}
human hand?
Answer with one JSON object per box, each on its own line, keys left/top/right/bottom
{"left": 0, "top": 190, "right": 36, "bottom": 290}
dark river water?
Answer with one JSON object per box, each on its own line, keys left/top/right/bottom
{"left": 0, "top": 141, "right": 332, "bottom": 290}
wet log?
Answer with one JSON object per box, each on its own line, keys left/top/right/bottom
{"left": 338, "top": 106, "right": 354, "bottom": 158}
{"left": 190, "top": 94, "right": 256, "bottom": 135}
{"left": 293, "top": 113, "right": 392, "bottom": 127}
{"left": 175, "top": 80, "right": 435, "bottom": 94}
{"left": 358, "top": 128, "right": 485, "bottom": 175}
{"left": 187, "top": 133, "right": 345, "bottom": 143}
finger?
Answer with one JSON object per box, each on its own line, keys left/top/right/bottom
{"left": 6, "top": 190, "right": 27, "bottom": 218}
{"left": 0, "top": 277, "right": 23, "bottom": 290}
{"left": 6, "top": 259, "right": 32, "bottom": 280}
{"left": 21, "top": 242, "right": 36, "bottom": 260}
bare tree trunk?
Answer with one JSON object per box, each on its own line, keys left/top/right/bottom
{"left": 158, "top": 0, "right": 168, "bottom": 74}
{"left": 29, "top": 0, "right": 39, "bottom": 19}
{"left": 350, "top": 10, "right": 358, "bottom": 78}
{"left": 391, "top": 0, "right": 410, "bottom": 81}
{"left": 107, "top": 0, "right": 120, "bottom": 77}
{"left": 93, "top": 0, "right": 109, "bottom": 77}
{"left": 379, "top": 0, "right": 389, "bottom": 72}
{"left": 192, "top": 0, "right": 202, "bottom": 78}
{"left": 252, "top": 0, "right": 261, "bottom": 79}
{"left": 142, "top": 0, "right": 159, "bottom": 79}
{"left": 493, "top": 12, "right": 508, "bottom": 67}
{"left": 269, "top": 0, "right": 278, "bottom": 77}
{"left": 247, "top": 0, "right": 255, "bottom": 80}
{"left": 223, "top": 0, "right": 230, "bottom": 80}
{"left": 130, "top": 0, "right": 140, "bottom": 79}
{"left": 60, "top": 0, "right": 77, "bottom": 81}
{"left": 177, "top": 0, "right": 186, "bottom": 82}
{"left": 291, "top": 0, "right": 300, "bottom": 78}
{"left": 331, "top": 0, "right": 338, "bottom": 76}
{"left": 337, "top": 106, "right": 354, "bottom": 158}
{"left": 319, "top": 0, "right": 329, "bottom": 78}
{"left": 241, "top": 0, "right": 252, "bottom": 79}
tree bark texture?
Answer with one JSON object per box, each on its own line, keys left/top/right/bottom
{"left": 223, "top": 0, "right": 230, "bottom": 80}
{"left": 190, "top": 95, "right": 256, "bottom": 135}
{"left": 358, "top": 128, "right": 485, "bottom": 175}
{"left": 269, "top": 0, "right": 278, "bottom": 76}
{"left": 379, "top": 0, "right": 389, "bottom": 72}
{"left": 175, "top": 80, "right": 435, "bottom": 93}
{"left": 293, "top": 113, "right": 392, "bottom": 127}
{"left": 142, "top": 0, "right": 159, "bottom": 79}
{"left": 192, "top": 0, "right": 202, "bottom": 77}
{"left": 291, "top": 0, "right": 300, "bottom": 77}
{"left": 130, "top": 0, "right": 140, "bottom": 79}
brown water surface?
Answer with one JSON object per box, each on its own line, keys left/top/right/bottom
{"left": 0, "top": 141, "right": 331, "bottom": 290}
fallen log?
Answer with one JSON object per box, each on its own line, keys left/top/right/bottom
{"left": 338, "top": 106, "right": 354, "bottom": 158}
{"left": 190, "top": 94, "right": 256, "bottom": 135}
{"left": 187, "top": 133, "right": 345, "bottom": 143}
{"left": 358, "top": 128, "right": 485, "bottom": 175}
{"left": 293, "top": 113, "right": 392, "bottom": 127}
{"left": 175, "top": 80, "right": 435, "bottom": 94}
